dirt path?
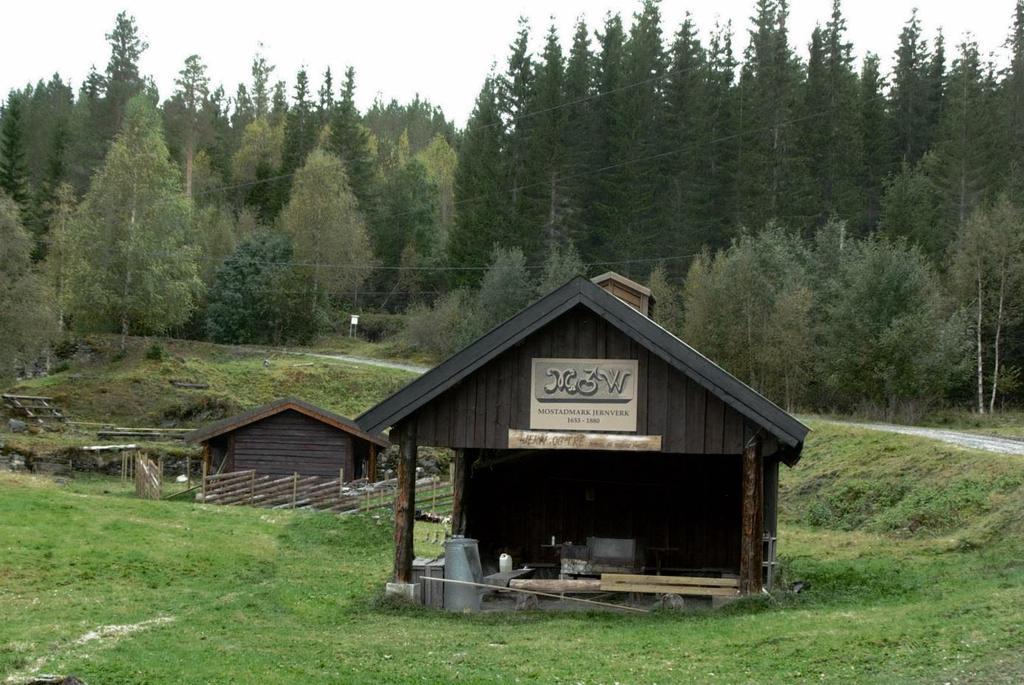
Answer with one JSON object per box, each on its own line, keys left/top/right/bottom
{"left": 291, "top": 352, "right": 429, "bottom": 375}
{"left": 825, "top": 420, "right": 1024, "bottom": 456}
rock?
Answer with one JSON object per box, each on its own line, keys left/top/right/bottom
{"left": 656, "top": 593, "right": 687, "bottom": 610}
{"left": 27, "top": 676, "right": 87, "bottom": 685}
{"left": 8, "top": 418, "right": 27, "bottom": 433}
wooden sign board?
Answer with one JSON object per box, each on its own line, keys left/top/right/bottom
{"left": 508, "top": 429, "right": 662, "bottom": 452}
{"left": 529, "top": 358, "right": 638, "bottom": 432}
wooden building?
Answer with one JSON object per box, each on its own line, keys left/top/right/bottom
{"left": 360, "top": 274, "right": 808, "bottom": 597}
{"left": 187, "top": 397, "right": 389, "bottom": 481}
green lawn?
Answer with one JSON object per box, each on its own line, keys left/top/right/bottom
{"left": 2, "top": 422, "right": 1023, "bottom": 684}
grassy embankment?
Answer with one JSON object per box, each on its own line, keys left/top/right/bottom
{"left": 2, "top": 420, "right": 1023, "bottom": 684}
{"left": 1, "top": 335, "right": 419, "bottom": 459}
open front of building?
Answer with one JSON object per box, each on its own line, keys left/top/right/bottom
{"left": 359, "top": 274, "right": 807, "bottom": 601}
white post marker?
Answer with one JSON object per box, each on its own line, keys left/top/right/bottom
{"left": 349, "top": 313, "right": 360, "bottom": 338}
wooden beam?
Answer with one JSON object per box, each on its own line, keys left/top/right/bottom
{"left": 507, "top": 429, "right": 662, "bottom": 451}
{"left": 450, "top": 448, "right": 468, "bottom": 536}
{"left": 600, "top": 581, "right": 739, "bottom": 597}
{"left": 600, "top": 573, "right": 738, "bottom": 588}
{"left": 392, "top": 421, "right": 417, "bottom": 584}
{"left": 508, "top": 578, "right": 602, "bottom": 593}
{"left": 368, "top": 444, "right": 378, "bottom": 483}
{"left": 739, "top": 437, "right": 764, "bottom": 595}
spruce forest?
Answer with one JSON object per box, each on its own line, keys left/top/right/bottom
{"left": 3, "top": 0, "right": 1024, "bottom": 418}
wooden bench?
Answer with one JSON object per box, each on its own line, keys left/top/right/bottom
{"left": 600, "top": 573, "right": 740, "bottom": 597}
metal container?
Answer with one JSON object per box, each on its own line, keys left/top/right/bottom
{"left": 499, "top": 553, "right": 513, "bottom": 574}
{"left": 443, "top": 536, "right": 482, "bottom": 612}
{"left": 411, "top": 556, "right": 446, "bottom": 609}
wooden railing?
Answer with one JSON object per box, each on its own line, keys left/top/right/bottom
{"left": 197, "top": 470, "right": 452, "bottom": 514}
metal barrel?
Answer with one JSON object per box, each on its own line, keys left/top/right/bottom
{"left": 443, "top": 535, "right": 482, "bottom": 612}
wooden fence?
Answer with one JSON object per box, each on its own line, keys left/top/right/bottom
{"left": 197, "top": 470, "right": 452, "bottom": 515}
{"left": 134, "top": 455, "right": 161, "bottom": 500}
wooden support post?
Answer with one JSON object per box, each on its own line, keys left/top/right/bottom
{"left": 292, "top": 472, "right": 298, "bottom": 509}
{"left": 368, "top": 445, "right": 377, "bottom": 483}
{"left": 339, "top": 468, "right": 344, "bottom": 498}
{"left": 393, "top": 422, "right": 417, "bottom": 584}
{"left": 187, "top": 455, "right": 191, "bottom": 489}
{"left": 432, "top": 475, "right": 438, "bottom": 513}
{"left": 739, "top": 437, "right": 764, "bottom": 595}
{"left": 201, "top": 460, "right": 208, "bottom": 500}
{"left": 450, "top": 448, "right": 468, "bottom": 536}
{"left": 250, "top": 470, "right": 256, "bottom": 505}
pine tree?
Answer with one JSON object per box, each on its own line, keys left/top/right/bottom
{"left": 28, "top": 117, "right": 69, "bottom": 260}
{"left": 705, "top": 21, "right": 740, "bottom": 240}
{"left": 271, "top": 80, "right": 288, "bottom": 126}
{"left": 799, "top": 1, "right": 862, "bottom": 228}
{"left": 1003, "top": 0, "right": 1024, "bottom": 192}
{"left": 251, "top": 49, "right": 274, "bottom": 118}
{"left": 859, "top": 53, "right": 893, "bottom": 231}
{"left": 449, "top": 76, "right": 509, "bottom": 286}
{"left": 932, "top": 39, "right": 995, "bottom": 236}
{"left": 103, "top": 12, "right": 148, "bottom": 135}
{"left": 68, "top": 96, "right": 201, "bottom": 349}
{"left": 500, "top": 18, "right": 535, "bottom": 252}
{"left": 172, "top": 55, "right": 211, "bottom": 198}
{"left": 890, "top": 10, "right": 933, "bottom": 164}
{"left": 281, "top": 68, "right": 318, "bottom": 184}
{"left": 372, "top": 159, "right": 439, "bottom": 270}
{"left": 318, "top": 67, "right": 335, "bottom": 126}
{"left": 584, "top": 12, "right": 627, "bottom": 263}
{"left": 524, "top": 24, "right": 572, "bottom": 255}
{"left": 663, "top": 13, "right": 711, "bottom": 258}
{"left": 561, "top": 19, "right": 595, "bottom": 222}
{"left": 737, "top": 0, "right": 807, "bottom": 229}
{"left": 0, "top": 93, "right": 30, "bottom": 214}
{"left": 328, "top": 67, "right": 376, "bottom": 214}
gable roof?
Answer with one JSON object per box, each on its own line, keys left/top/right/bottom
{"left": 357, "top": 277, "right": 808, "bottom": 459}
{"left": 186, "top": 396, "right": 390, "bottom": 448}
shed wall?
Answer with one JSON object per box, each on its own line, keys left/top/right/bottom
{"left": 412, "top": 306, "right": 777, "bottom": 455}
{"left": 229, "top": 409, "right": 353, "bottom": 478}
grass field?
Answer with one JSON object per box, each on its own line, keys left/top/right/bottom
{"left": 2, "top": 421, "right": 1023, "bottom": 684}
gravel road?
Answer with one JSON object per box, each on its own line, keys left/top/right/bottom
{"left": 825, "top": 420, "right": 1024, "bottom": 456}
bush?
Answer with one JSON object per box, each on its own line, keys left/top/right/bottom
{"left": 356, "top": 312, "right": 406, "bottom": 343}
{"left": 145, "top": 343, "right": 166, "bottom": 361}
{"left": 402, "top": 289, "right": 477, "bottom": 358}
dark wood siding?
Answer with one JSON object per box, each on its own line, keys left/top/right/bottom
{"left": 412, "top": 305, "right": 778, "bottom": 456}
{"left": 231, "top": 409, "right": 352, "bottom": 477}
{"left": 466, "top": 450, "right": 742, "bottom": 573}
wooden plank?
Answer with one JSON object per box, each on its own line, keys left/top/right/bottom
{"left": 426, "top": 577, "right": 648, "bottom": 613}
{"left": 646, "top": 354, "right": 668, "bottom": 440}
{"left": 665, "top": 367, "right": 687, "bottom": 453}
{"left": 684, "top": 378, "right": 706, "bottom": 453}
{"left": 600, "top": 573, "right": 738, "bottom": 588}
{"left": 600, "top": 581, "right": 739, "bottom": 597}
{"left": 704, "top": 392, "right": 725, "bottom": 453}
{"left": 509, "top": 578, "right": 602, "bottom": 593}
{"left": 508, "top": 429, "right": 662, "bottom": 451}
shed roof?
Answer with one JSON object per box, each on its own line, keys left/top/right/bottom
{"left": 186, "top": 396, "right": 390, "bottom": 448}
{"left": 591, "top": 271, "right": 653, "bottom": 299}
{"left": 357, "top": 277, "right": 808, "bottom": 459}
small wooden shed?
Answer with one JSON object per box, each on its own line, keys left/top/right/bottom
{"left": 359, "top": 274, "right": 809, "bottom": 597}
{"left": 187, "top": 397, "right": 389, "bottom": 481}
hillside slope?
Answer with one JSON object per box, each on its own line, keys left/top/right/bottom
{"left": 4, "top": 335, "right": 418, "bottom": 428}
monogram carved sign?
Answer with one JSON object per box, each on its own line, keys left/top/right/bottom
{"left": 529, "top": 358, "right": 639, "bottom": 432}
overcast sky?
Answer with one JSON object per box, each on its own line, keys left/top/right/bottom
{"left": 2, "top": 1, "right": 1018, "bottom": 125}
